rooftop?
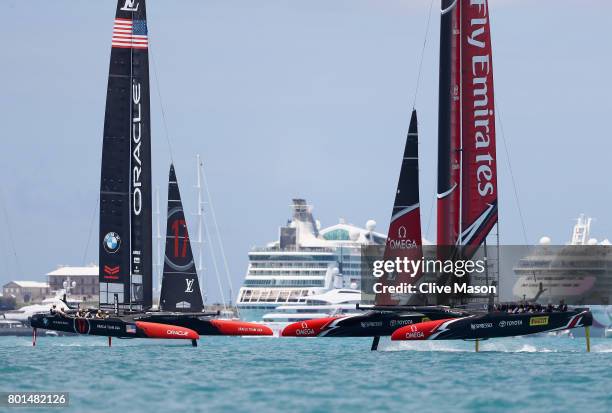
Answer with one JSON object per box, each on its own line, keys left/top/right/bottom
{"left": 47, "top": 265, "right": 98, "bottom": 277}
{"left": 3, "top": 281, "right": 49, "bottom": 288}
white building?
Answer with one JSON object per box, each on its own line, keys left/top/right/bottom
{"left": 47, "top": 265, "right": 99, "bottom": 299}
{"left": 2, "top": 281, "right": 50, "bottom": 303}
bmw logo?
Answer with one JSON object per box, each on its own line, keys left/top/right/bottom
{"left": 103, "top": 232, "right": 121, "bottom": 253}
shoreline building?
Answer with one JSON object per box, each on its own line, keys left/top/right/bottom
{"left": 2, "top": 281, "right": 50, "bottom": 304}
{"left": 47, "top": 265, "right": 99, "bottom": 301}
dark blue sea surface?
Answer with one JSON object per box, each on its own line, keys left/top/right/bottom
{"left": 1, "top": 334, "right": 610, "bottom": 413}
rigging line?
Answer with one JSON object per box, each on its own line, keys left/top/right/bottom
{"left": 411, "top": 0, "right": 436, "bottom": 110}
{"left": 200, "top": 162, "right": 236, "bottom": 313}
{"left": 424, "top": 192, "right": 436, "bottom": 241}
{"left": 495, "top": 98, "right": 529, "bottom": 246}
{"left": 496, "top": 99, "right": 539, "bottom": 289}
{"left": 148, "top": 40, "right": 174, "bottom": 162}
{"left": 81, "top": 194, "right": 99, "bottom": 265}
{"left": 0, "top": 185, "right": 22, "bottom": 277}
{"left": 203, "top": 208, "right": 227, "bottom": 310}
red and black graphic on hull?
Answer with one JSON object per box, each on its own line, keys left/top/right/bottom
{"left": 391, "top": 309, "right": 593, "bottom": 341}
{"left": 136, "top": 313, "right": 274, "bottom": 336}
{"left": 281, "top": 307, "right": 468, "bottom": 338}
{"left": 281, "top": 317, "right": 343, "bottom": 337}
{"left": 73, "top": 318, "right": 91, "bottom": 335}
{"left": 134, "top": 321, "right": 198, "bottom": 340}
{"left": 30, "top": 313, "right": 199, "bottom": 342}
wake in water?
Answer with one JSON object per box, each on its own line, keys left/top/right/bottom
{"left": 380, "top": 336, "right": 612, "bottom": 353}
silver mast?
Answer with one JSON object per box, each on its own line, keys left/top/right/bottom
{"left": 154, "top": 186, "right": 162, "bottom": 301}
{"left": 195, "top": 154, "right": 206, "bottom": 304}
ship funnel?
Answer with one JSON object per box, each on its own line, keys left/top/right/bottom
{"left": 291, "top": 198, "right": 319, "bottom": 237}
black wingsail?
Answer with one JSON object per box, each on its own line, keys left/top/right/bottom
{"left": 159, "top": 164, "right": 204, "bottom": 312}
{"left": 99, "top": 0, "right": 152, "bottom": 311}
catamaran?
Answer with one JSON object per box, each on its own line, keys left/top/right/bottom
{"left": 136, "top": 164, "right": 272, "bottom": 336}
{"left": 281, "top": 110, "right": 469, "bottom": 347}
{"left": 282, "top": 0, "right": 593, "bottom": 350}
{"left": 30, "top": 0, "right": 271, "bottom": 345}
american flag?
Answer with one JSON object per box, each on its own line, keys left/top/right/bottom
{"left": 126, "top": 324, "right": 137, "bottom": 334}
{"left": 112, "top": 18, "right": 148, "bottom": 49}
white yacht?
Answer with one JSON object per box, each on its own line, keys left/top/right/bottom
{"left": 2, "top": 292, "right": 79, "bottom": 325}
{"left": 236, "top": 199, "right": 386, "bottom": 321}
{"left": 261, "top": 289, "right": 363, "bottom": 323}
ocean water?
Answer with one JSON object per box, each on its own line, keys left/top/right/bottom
{"left": 1, "top": 334, "right": 610, "bottom": 413}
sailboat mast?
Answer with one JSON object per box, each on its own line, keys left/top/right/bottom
{"left": 195, "top": 154, "right": 205, "bottom": 302}
{"left": 155, "top": 186, "right": 162, "bottom": 297}
{"left": 436, "top": 0, "right": 461, "bottom": 252}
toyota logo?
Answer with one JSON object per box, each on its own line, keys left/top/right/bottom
{"left": 499, "top": 320, "right": 506, "bottom": 328}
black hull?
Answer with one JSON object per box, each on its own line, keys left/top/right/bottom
{"left": 30, "top": 312, "right": 273, "bottom": 337}
{"left": 282, "top": 307, "right": 468, "bottom": 337}
{"left": 136, "top": 313, "right": 273, "bottom": 336}
{"left": 136, "top": 313, "right": 222, "bottom": 335}
{"left": 392, "top": 308, "right": 593, "bottom": 341}
{"left": 30, "top": 313, "right": 149, "bottom": 339}
{"left": 29, "top": 312, "right": 201, "bottom": 344}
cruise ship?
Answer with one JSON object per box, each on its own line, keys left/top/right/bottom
{"left": 236, "top": 199, "right": 386, "bottom": 321}
{"left": 513, "top": 215, "right": 612, "bottom": 334}
{"left": 513, "top": 215, "right": 612, "bottom": 305}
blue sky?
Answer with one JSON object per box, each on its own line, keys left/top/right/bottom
{"left": 0, "top": 0, "right": 610, "bottom": 302}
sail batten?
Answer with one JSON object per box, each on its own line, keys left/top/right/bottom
{"left": 159, "top": 164, "right": 204, "bottom": 313}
